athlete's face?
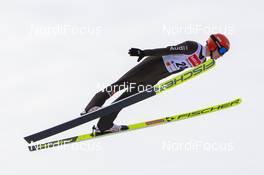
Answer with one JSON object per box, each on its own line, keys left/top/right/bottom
{"left": 211, "top": 50, "right": 222, "bottom": 60}
{"left": 205, "top": 45, "right": 222, "bottom": 60}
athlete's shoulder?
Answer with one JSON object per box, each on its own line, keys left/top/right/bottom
{"left": 167, "top": 41, "right": 200, "bottom": 55}
{"left": 184, "top": 40, "right": 202, "bottom": 48}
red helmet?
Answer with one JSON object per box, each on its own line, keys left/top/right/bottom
{"left": 207, "top": 33, "right": 230, "bottom": 55}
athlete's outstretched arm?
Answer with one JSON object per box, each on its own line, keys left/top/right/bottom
{"left": 129, "top": 41, "right": 198, "bottom": 61}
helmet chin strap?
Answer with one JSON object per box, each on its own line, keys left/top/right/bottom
{"left": 206, "top": 42, "right": 214, "bottom": 59}
{"left": 210, "top": 51, "right": 213, "bottom": 59}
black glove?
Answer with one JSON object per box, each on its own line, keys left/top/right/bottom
{"left": 128, "top": 48, "right": 145, "bottom": 62}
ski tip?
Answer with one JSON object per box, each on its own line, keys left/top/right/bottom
{"left": 234, "top": 98, "right": 242, "bottom": 105}
{"left": 24, "top": 136, "right": 33, "bottom": 144}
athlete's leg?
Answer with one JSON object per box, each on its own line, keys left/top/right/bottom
{"left": 96, "top": 82, "right": 158, "bottom": 131}
{"left": 84, "top": 82, "right": 126, "bottom": 112}
{"left": 96, "top": 85, "right": 140, "bottom": 131}
{"left": 84, "top": 56, "right": 169, "bottom": 113}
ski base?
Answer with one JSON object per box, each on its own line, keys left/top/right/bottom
{"left": 28, "top": 98, "right": 241, "bottom": 152}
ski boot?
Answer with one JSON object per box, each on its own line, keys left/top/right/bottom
{"left": 80, "top": 106, "right": 101, "bottom": 116}
{"left": 92, "top": 124, "right": 128, "bottom": 135}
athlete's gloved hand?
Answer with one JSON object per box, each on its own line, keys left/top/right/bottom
{"left": 128, "top": 48, "right": 145, "bottom": 62}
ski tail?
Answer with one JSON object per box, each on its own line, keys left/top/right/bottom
{"left": 28, "top": 98, "right": 241, "bottom": 152}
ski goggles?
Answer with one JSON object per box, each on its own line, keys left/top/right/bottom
{"left": 210, "top": 35, "right": 228, "bottom": 55}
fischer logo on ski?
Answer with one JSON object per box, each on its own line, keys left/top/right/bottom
{"left": 154, "top": 59, "right": 215, "bottom": 94}
{"left": 165, "top": 98, "right": 241, "bottom": 122}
